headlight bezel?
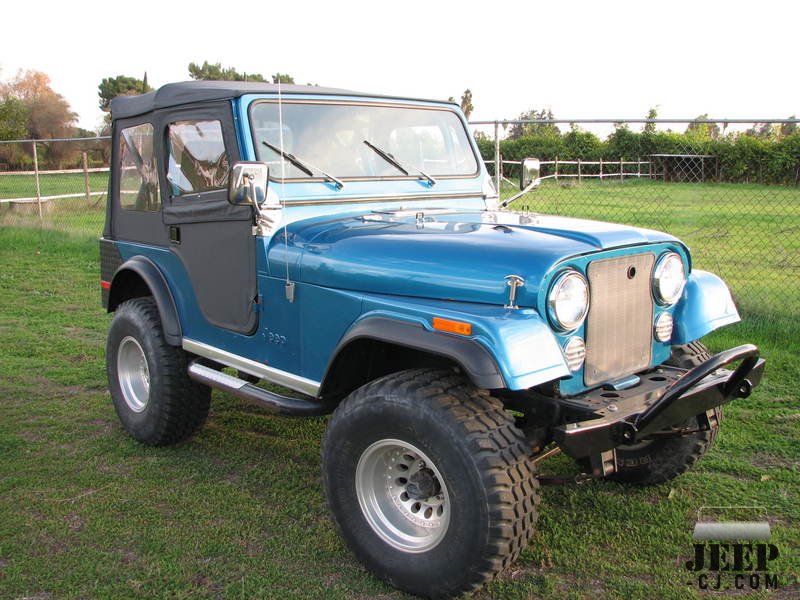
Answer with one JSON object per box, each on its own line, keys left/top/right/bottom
{"left": 653, "top": 252, "right": 687, "bottom": 306}
{"left": 547, "top": 270, "right": 590, "bottom": 332}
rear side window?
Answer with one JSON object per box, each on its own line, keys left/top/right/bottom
{"left": 119, "top": 123, "right": 161, "bottom": 211}
{"left": 166, "top": 120, "right": 230, "bottom": 196}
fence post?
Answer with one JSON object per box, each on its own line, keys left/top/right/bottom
{"left": 578, "top": 158, "right": 582, "bottom": 182}
{"left": 555, "top": 156, "right": 559, "bottom": 182}
{"left": 600, "top": 157, "right": 604, "bottom": 181}
{"left": 82, "top": 152, "right": 91, "bottom": 203}
{"left": 637, "top": 157, "right": 641, "bottom": 178}
{"left": 493, "top": 121, "right": 501, "bottom": 194}
{"left": 620, "top": 157, "right": 624, "bottom": 182}
{"left": 32, "top": 141, "right": 43, "bottom": 226}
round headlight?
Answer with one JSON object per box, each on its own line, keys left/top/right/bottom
{"left": 653, "top": 252, "right": 686, "bottom": 306}
{"left": 548, "top": 270, "right": 590, "bottom": 331}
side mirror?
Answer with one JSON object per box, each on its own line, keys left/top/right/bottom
{"left": 520, "top": 158, "right": 541, "bottom": 190}
{"left": 228, "top": 162, "right": 269, "bottom": 206}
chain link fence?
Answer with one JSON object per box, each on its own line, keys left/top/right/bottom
{"left": 0, "top": 137, "right": 110, "bottom": 236}
{"left": 472, "top": 118, "right": 799, "bottom": 321}
{"left": 2, "top": 121, "right": 798, "bottom": 320}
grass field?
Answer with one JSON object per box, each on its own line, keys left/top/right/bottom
{"left": 0, "top": 172, "right": 107, "bottom": 238}
{"left": 0, "top": 178, "right": 798, "bottom": 598}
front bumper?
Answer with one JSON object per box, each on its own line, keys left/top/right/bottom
{"left": 554, "top": 345, "right": 765, "bottom": 459}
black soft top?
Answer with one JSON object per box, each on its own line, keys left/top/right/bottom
{"left": 110, "top": 81, "right": 453, "bottom": 120}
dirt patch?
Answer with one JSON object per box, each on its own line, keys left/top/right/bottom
{"left": 98, "top": 462, "right": 132, "bottom": 476}
{"left": 750, "top": 452, "right": 797, "bottom": 469}
{"left": 63, "top": 325, "right": 105, "bottom": 345}
{"left": 191, "top": 573, "right": 222, "bottom": 595}
{"left": 0, "top": 557, "right": 9, "bottom": 568}
{"left": 85, "top": 418, "right": 115, "bottom": 437}
{"left": 774, "top": 412, "right": 800, "bottom": 422}
{"left": 65, "top": 513, "right": 86, "bottom": 532}
{"left": 66, "top": 353, "right": 93, "bottom": 365}
{"left": 119, "top": 549, "right": 138, "bottom": 564}
{"left": 24, "top": 375, "right": 85, "bottom": 400}
{"left": 17, "top": 429, "right": 47, "bottom": 443}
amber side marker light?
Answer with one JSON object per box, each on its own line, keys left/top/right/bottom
{"left": 432, "top": 317, "right": 472, "bottom": 336}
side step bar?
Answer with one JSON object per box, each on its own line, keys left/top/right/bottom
{"left": 188, "top": 361, "right": 332, "bottom": 417}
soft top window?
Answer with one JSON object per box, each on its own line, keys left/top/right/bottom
{"left": 250, "top": 102, "right": 478, "bottom": 180}
{"left": 119, "top": 123, "right": 160, "bottom": 212}
{"left": 166, "top": 120, "right": 230, "bottom": 196}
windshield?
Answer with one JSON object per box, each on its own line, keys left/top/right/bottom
{"left": 250, "top": 101, "right": 479, "bottom": 180}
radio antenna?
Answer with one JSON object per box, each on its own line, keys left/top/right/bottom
{"left": 277, "top": 79, "right": 295, "bottom": 302}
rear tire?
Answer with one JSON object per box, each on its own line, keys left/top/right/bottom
{"left": 322, "top": 369, "right": 539, "bottom": 598}
{"left": 107, "top": 297, "right": 210, "bottom": 446}
{"left": 605, "top": 341, "right": 721, "bottom": 485}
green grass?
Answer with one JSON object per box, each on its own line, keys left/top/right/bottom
{"left": 0, "top": 172, "right": 107, "bottom": 237}
{"left": 0, "top": 172, "right": 108, "bottom": 201}
{"left": 0, "top": 227, "right": 798, "bottom": 599}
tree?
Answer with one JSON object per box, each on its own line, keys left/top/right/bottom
{"left": 459, "top": 89, "right": 473, "bottom": 119}
{"left": 780, "top": 116, "right": 797, "bottom": 138}
{"left": 0, "top": 96, "right": 28, "bottom": 140}
{"left": 1, "top": 70, "right": 77, "bottom": 139}
{"left": 685, "top": 114, "right": 721, "bottom": 141}
{"left": 272, "top": 73, "right": 295, "bottom": 84}
{"left": 506, "top": 108, "right": 560, "bottom": 140}
{"left": 751, "top": 123, "right": 780, "bottom": 140}
{"left": 188, "top": 61, "right": 267, "bottom": 82}
{"left": 644, "top": 106, "right": 658, "bottom": 135}
{"left": 1, "top": 70, "right": 79, "bottom": 167}
{"left": 98, "top": 75, "right": 153, "bottom": 112}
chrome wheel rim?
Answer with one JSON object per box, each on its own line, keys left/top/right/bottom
{"left": 355, "top": 438, "right": 450, "bottom": 553}
{"left": 117, "top": 336, "right": 150, "bottom": 413}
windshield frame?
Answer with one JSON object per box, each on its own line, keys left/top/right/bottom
{"left": 246, "top": 98, "right": 481, "bottom": 184}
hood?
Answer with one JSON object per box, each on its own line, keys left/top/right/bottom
{"left": 270, "top": 210, "right": 681, "bottom": 307}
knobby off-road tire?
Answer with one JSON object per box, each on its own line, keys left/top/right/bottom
{"left": 107, "top": 297, "right": 210, "bottom": 446}
{"left": 608, "top": 342, "right": 721, "bottom": 486}
{"left": 322, "top": 369, "right": 540, "bottom": 598}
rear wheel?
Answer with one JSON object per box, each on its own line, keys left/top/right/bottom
{"left": 107, "top": 297, "right": 210, "bottom": 446}
{"left": 322, "top": 369, "right": 539, "bottom": 598}
{"left": 605, "top": 341, "right": 721, "bottom": 485}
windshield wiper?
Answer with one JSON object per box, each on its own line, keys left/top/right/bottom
{"left": 363, "top": 140, "right": 436, "bottom": 187}
{"left": 261, "top": 140, "right": 344, "bottom": 190}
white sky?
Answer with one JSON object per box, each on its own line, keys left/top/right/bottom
{"left": 1, "top": 0, "right": 798, "bottom": 133}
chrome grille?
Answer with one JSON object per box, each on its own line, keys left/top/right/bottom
{"left": 584, "top": 254, "right": 655, "bottom": 387}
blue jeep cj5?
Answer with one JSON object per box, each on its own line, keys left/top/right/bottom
{"left": 100, "top": 81, "right": 765, "bottom": 598}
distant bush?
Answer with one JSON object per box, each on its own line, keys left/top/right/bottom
{"left": 478, "top": 129, "right": 800, "bottom": 185}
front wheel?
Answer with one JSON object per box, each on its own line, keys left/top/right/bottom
{"left": 605, "top": 341, "right": 721, "bottom": 485}
{"left": 322, "top": 369, "right": 539, "bottom": 598}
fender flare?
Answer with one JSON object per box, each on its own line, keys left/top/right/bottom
{"left": 673, "top": 269, "right": 740, "bottom": 344}
{"left": 324, "top": 316, "right": 506, "bottom": 390}
{"left": 108, "top": 256, "right": 182, "bottom": 346}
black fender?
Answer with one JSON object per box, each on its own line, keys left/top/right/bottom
{"left": 108, "top": 256, "right": 182, "bottom": 346}
{"left": 322, "top": 316, "right": 505, "bottom": 394}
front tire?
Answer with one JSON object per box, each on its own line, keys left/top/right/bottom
{"left": 107, "top": 297, "right": 210, "bottom": 446}
{"left": 322, "top": 369, "right": 539, "bottom": 598}
{"left": 606, "top": 341, "right": 721, "bottom": 485}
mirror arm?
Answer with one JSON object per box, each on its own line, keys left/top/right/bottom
{"left": 246, "top": 174, "right": 275, "bottom": 236}
{"left": 247, "top": 176, "right": 265, "bottom": 219}
{"left": 500, "top": 179, "right": 538, "bottom": 208}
